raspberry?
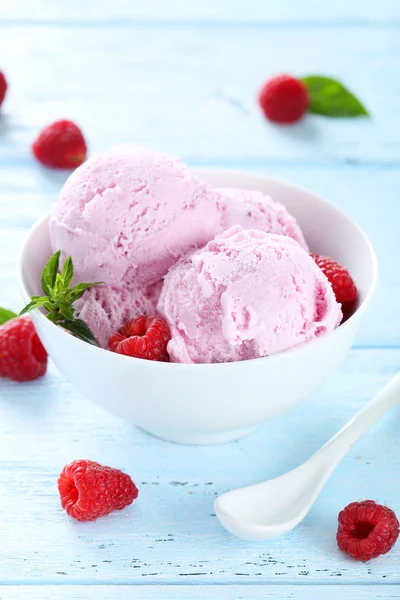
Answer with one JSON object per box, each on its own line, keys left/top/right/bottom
{"left": 108, "top": 315, "right": 171, "bottom": 362}
{"left": 58, "top": 459, "right": 139, "bottom": 522}
{"left": 259, "top": 74, "right": 309, "bottom": 124}
{"left": 311, "top": 254, "right": 358, "bottom": 306}
{"left": 337, "top": 500, "right": 399, "bottom": 561}
{"left": 0, "top": 71, "right": 8, "bottom": 107}
{"left": 0, "top": 316, "right": 47, "bottom": 382}
{"left": 32, "top": 119, "right": 87, "bottom": 168}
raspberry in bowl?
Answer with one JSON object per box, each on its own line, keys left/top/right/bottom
{"left": 18, "top": 154, "right": 377, "bottom": 444}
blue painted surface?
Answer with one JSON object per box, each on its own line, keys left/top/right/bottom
{"left": 0, "top": 2, "right": 400, "bottom": 598}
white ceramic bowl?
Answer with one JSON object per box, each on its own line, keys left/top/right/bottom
{"left": 18, "top": 170, "right": 377, "bottom": 445}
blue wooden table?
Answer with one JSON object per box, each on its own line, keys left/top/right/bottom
{"left": 1, "top": 2, "right": 399, "bottom": 598}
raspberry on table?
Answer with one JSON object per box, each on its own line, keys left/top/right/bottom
{"left": 311, "top": 253, "right": 358, "bottom": 307}
{"left": 337, "top": 500, "right": 399, "bottom": 561}
{"left": 58, "top": 459, "right": 139, "bottom": 522}
{"left": 108, "top": 315, "right": 171, "bottom": 362}
{"left": 258, "top": 74, "right": 309, "bottom": 124}
{"left": 0, "top": 71, "right": 8, "bottom": 107}
{"left": 0, "top": 316, "right": 47, "bottom": 382}
{"left": 32, "top": 119, "right": 87, "bottom": 168}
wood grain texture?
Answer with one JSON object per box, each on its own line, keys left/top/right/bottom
{"left": 1, "top": 350, "right": 399, "bottom": 585}
{"left": 1, "top": 0, "right": 400, "bottom": 595}
{"left": 1, "top": 585, "right": 399, "bottom": 600}
{"left": 1, "top": 0, "right": 400, "bottom": 24}
{"left": 0, "top": 25, "right": 399, "bottom": 166}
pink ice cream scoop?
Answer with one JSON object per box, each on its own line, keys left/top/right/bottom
{"left": 75, "top": 281, "right": 162, "bottom": 349}
{"left": 158, "top": 226, "right": 342, "bottom": 364}
{"left": 49, "top": 145, "right": 222, "bottom": 288}
{"left": 218, "top": 187, "right": 308, "bottom": 250}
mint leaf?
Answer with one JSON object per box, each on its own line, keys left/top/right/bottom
{"left": 61, "top": 318, "right": 99, "bottom": 345}
{"left": 0, "top": 307, "right": 17, "bottom": 325}
{"left": 68, "top": 281, "right": 102, "bottom": 303}
{"left": 61, "top": 256, "right": 74, "bottom": 288}
{"left": 46, "top": 313, "right": 59, "bottom": 323}
{"left": 55, "top": 273, "right": 65, "bottom": 294}
{"left": 58, "top": 303, "right": 75, "bottom": 321}
{"left": 301, "top": 76, "right": 369, "bottom": 117}
{"left": 21, "top": 251, "right": 102, "bottom": 346}
{"left": 19, "top": 298, "right": 50, "bottom": 316}
{"left": 41, "top": 250, "right": 61, "bottom": 296}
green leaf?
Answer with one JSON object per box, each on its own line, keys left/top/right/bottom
{"left": 301, "top": 76, "right": 369, "bottom": 117}
{"left": 57, "top": 303, "right": 75, "bottom": 321}
{"left": 19, "top": 298, "right": 50, "bottom": 316}
{"left": 0, "top": 307, "right": 17, "bottom": 325}
{"left": 25, "top": 252, "right": 100, "bottom": 346}
{"left": 61, "top": 256, "right": 74, "bottom": 287}
{"left": 41, "top": 250, "right": 61, "bottom": 295}
{"left": 55, "top": 272, "right": 65, "bottom": 293}
{"left": 60, "top": 318, "right": 99, "bottom": 345}
{"left": 30, "top": 295, "right": 49, "bottom": 303}
{"left": 46, "top": 313, "right": 59, "bottom": 323}
{"left": 68, "top": 281, "right": 103, "bottom": 303}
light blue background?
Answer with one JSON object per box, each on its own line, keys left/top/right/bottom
{"left": 0, "top": 2, "right": 399, "bottom": 598}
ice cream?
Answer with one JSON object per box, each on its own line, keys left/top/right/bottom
{"left": 157, "top": 226, "right": 342, "bottom": 364}
{"left": 49, "top": 144, "right": 346, "bottom": 364}
{"left": 218, "top": 187, "right": 308, "bottom": 250}
{"left": 49, "top": 145, "right": 222, "bottom": 288}
{"left": 75, "top": 281, "right": 162, "bottom": 349}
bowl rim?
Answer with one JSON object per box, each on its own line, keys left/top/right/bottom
{"left": 17, "top": 169, "right": 379, "bottom": 370}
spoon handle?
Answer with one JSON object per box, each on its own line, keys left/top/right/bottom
{"left": 316, "top": 372, "right": 400, "bottom": 466}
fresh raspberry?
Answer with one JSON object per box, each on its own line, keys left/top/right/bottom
{"left": 0, "top": 316, "right": 47, "bottom": 382}
{"left": 0, "top": 71, "right": 8, "bottom": 107}
{"left": 337, "top": 500, "right": 399, "bottom": 561}
{"left": 258, "top": 74, "right": 309, "bottom": 124}
{"left": 58, "top": 459, "right": 139, "bottom": 522}
{"left": 108, "top": 315, "right": 171, "bottom": 362}
{"left": 32, "top": 119, "right": 87, "bottom": 168}
{"left": 311, "top": 254, "right": 358, "bottom": 306}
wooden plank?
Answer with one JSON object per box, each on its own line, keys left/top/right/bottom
{"left": 1, "top": 585, "right": 399, "bottom": 600}
{"left": 0, "top": 349, "right": 399, "bottom": 585}
{"left": 1, "top": 0, "right": 400, "bottom": 24}
{"left": 0, "top": 165, "right": 398, "bottom": 348}
{"left": 0, "top": 26, "right": 399, "bottom": 166}
{"left": 0, "top": 2, "right": 399, "bottom": 593}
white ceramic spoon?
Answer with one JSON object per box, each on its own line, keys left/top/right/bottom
{"left": 215, "top": 373, "right": 400, "bottom": 541}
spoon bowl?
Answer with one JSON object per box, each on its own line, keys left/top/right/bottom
{"left": 215, "top": 458, "right": 334, "bottom": 540}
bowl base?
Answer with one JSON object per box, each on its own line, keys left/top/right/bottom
{"left": 137, "top": 424, "right": 259, "bottom": 445}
